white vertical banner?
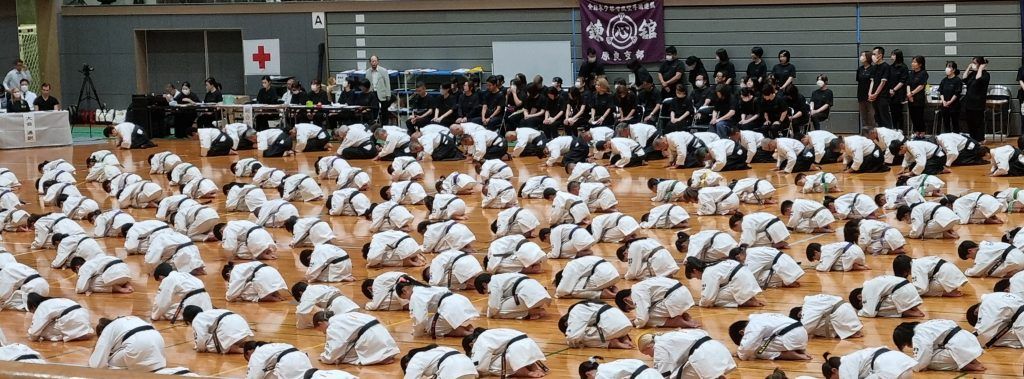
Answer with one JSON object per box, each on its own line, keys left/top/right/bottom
{"left": 243, "top": 104, "right": 254, "bottom": 127}
{"left": 23, "top": 112, "right": 36, "bottom": 143}
{"left": 243, "top": 39, "right": 281, "bottom": 76}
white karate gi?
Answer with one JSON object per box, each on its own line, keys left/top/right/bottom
{"left": 156, "top": 195, "right": 199, "bottom": 222}
{"left": 564, "top": 301, "right": 633, "bottom": 348}
{"left": 303, "top": 244, "right": 352, "bottom": 283}
{"left": 41, "top": 181, "right": 81, "bottom": 206}
{"left": 798, "top": 294, "right": 862, "bottom": 339}
{"left": 233, "top": 158, "right": 262, "bottom": 177}
{"left": 590, "top": 212, "right": 640, "bottom": 243}
{"left": 115, "top": 180, "right": 163, "bottom": 209}
{"left": 293, "top": 123, "right": 327, "bottom": 152}
{"left": 568, "top": 162, "right": 611, "bottom": 183}
{"left": 389, "top": 180, "right": 427, "bottom": 205}
{"left": 857, "top": 219, "right": 906, "bottom": 254}
{"left": 281, "top": 174, "right": 324, "bottom": 202}
{"left": 191, "top": 308, "right": 254, "bottom": 354}
{"left": 743, "top": 246, "right": 804, "bottom": 288}
{"left": 89, "top": 316, "right": 166, "bottom": 371}
{"left": 974, "top": 292, "right": 1024, "bottom": 348}
{"left": 174, "top": 203, "right": 221, "bottom": 241}
{"left": 402, "top": 346, "right": 477, "bottom": 379}
{"left": 774, "top": 137, "right": 806, "bottom": 173}
{"left": 378, "top": 127, "right": 412, "bottom": 158}
{"left": 485, "top": 273, "right": 550, "bottom": 319}
{"left": 554, "top": 256, "right": 620, "bottom": 299}
{"left": 832, "top": 192, "right": 878, "bottom": 220}
{"left": 30, "top": 212, "right": 85, "bottom": 249}
{"left": 883, "top": 186, "right": 926, "bottom": 210}
{"left": 421, "top": 221, "right": 476, "bottom": 253}
{"left": 697, "top": 259, "right": 761, "bottom": 308}
{"left": 256, "top": 129, "right": 290, "bottom": 154}
{"left": 991, "top": 145, "right": 1024, "bottom": 176}
{"left": 288, "top": 217, "right": 336, "bottom": 247}
{"left": 686, "top": 230, "right": 739, "bottom": 263}
{"left": 579, "top": 182, "right": 617, "bottom": 212}
{"left": 61, "top": 195, "right": 99, "bottom": 220}
{"left": 736, "top": 313, "right": 809, "bottom": 361}
{"left": 731, "top": 178, "right": 776, "bottom": 204}
{"left": 815, "top": 242, "right": 866, "bottom": 272}
{"left": 27, "top": 297, "right": 93, "bottom": 342}
{"left": 485, "top": 235, "right": 546, "bottom": 274}
{"left": 168, "top": 162, "right": 203, "bottom": 186}
{"left": 786, "top": 199, "right": 835, "bottom": 233}
{"left": 221, "top": 220, "right": 276, "bottom": 260}
{"left": 336, "top": 124, "right": 373, "bottom": 155}
{"left": 510, "top": 127, "right": 543, "bottom": 157}
{"left": 468, "top": 130, "right": 502, "bottom": 161}
{"left": 226, "top": 262, "right": 288, "bottom": 302}
{"left": 409, "top": 286, "right": 479, "bottom": 337}
{"left": 801, "top": 172, "right": 838, "bottom": 193}
{"left": 75, "top": 255, "right": 131, "bottom": 294}
{"left": 365, "top": 272, "right": 412, "bottom": 311}
{"left": 428, "top": 194, "right": 467, "bottom": 221}
{"left": 806, "top": 130, "right": 838, "bottom": 163}
{"left": 320, "top": 312, "right": 399, "bottom": 365}
{"left": 469, "top": 328, "right": 546, "bottom": 377}
{"left": 640, "top": 204, "right": 689, "bottom": 229}
{"left": 481, "top": 178, "right": 517, "bottom": 209}
{"left": 909, "top": 256, "right": 968, "bottom": 296}
{"left": 838, "top": 347, "right": 916, "bottom": 379}
{"left": 335, "top": 167, "right": 371, "bottom": 190}
{"left": 124, "top": 220, "right": 172, "bottom": 255}
{"left": 965, "top": 241, "right": 1024, "bottom": 278}
{"left": 366, "top": 230, "right": 423, "bottom": 268}
{"left": 549, "top": 191, "right": 590, "bottom": 225}
{"left": 630, "top": 276, "right": 694, "bottom": 328}
{"left": 907, "top": 319, "right": 983, "bottom": 371}
{"left": 908, "top": 202, "right": 958, "bottom": 239}
{"left": 52, "top": 234, "right": 105, "bottom": 269}
{"left": 857, "top": 275, "right": 923, "bottom": 318}
{"left": 0, "top": 167, "right": 19, "bottom": 188}
{"left": 316, "top": 156, "right": 350, "bottom": 180}
{"left": 144, "top": 231, "right": 205, "bottom": 274}
{"left": 427, "top": 249, "right": 483, "bottom": 290}
{"left": 245, "top": 342, "right": 313, "bottom": 379}
{"left": 295, "top": 284, "right": 361, "bottom": 329}
{"left": 369, "top": 201, "right": 414, "bottom": 233}
{"left": 696, "top": 186, "right": 739, "bottom": 215}
{"left": 151, "top": 271, "right": 212, "bottom": 321}
{"left": 544, "top": 136, "right": 573, "bottom": 166}
{"left": 547, "top": 223, "right": 596, "bottom": 258}
{"left": 953, "top": 192, "right": 1005, "bottom": 224}
{"left": 651, "top": 329, "right": 736, "bottom": 379}
{"left": 150, "top": 152, "right": 182, "bottom": 174}
{"left": 252, "top": 166, "right": 287, "bottom": 188}
{"left": 226, "top": 184, "right": 267, "bottom": 212}
{"left": 389, "top": 156, "right": 422, "bottom": 182}
{"left": 438, "top": 172, "right": 477, "bottom": 195}
{"left": 0, "top": 208, "right": 28, "bottom": 231}
{"left": 622, "top": 238, "right": 679, "bottom": 280}
{"left": 478, "top": 159, "right": 513, "bottom": 181}
{"left": 0, "top": 343, "right": 44, "bottom": 363}
{"left": 254, "top": 199, "right": 299, "bottom": 227}
{"left": 904, "top": 174, "right": 944, "bottom": 196}
{"left": 875, "top": 127, "right": 905, "bottom": 164}
{"left": 92, "top": 209, "right": 135, "bottom": 237}
{"left": 519, "top": 175, "right": 559, "bottom": 199}
{"left": 327, "top": 188, "right": 371, "bottom": 216}
{"left": 901, "top": 140, "right": 944, "bottom": 176}
{"left": 740, "top": 212, "right": 790, "bottom": 247}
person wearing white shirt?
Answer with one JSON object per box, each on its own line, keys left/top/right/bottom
{"left": 637, "top": 329, "right": 736, "bottom": 379}
{"left": 639, "top": 203, "right": 689, "bottom": 229}
{"left": 28, "top": 212, "right": 85, "bottom": 250}
{"left": 425, "top": 194, "right": 467, "bottom": 221}
{"left": 647, "top": 178, "right": 686, "bottom": 203}
{"left": 702, "top": 137, "right": 749, "bottom": 171}
{"left": 989, "top": 144, "right": 1024, "bottom": 176}
{"left": 566, "top": 161, "right": 611, "bottom": 184}
{"left": 278, "top": 173, "right": 324, "bottom": 202}
{"left": 559, "top": 300, "right": 634, "bottom": 349}
{"left": 542, "top": 135, "right": 575, "bottom": 166}
{"left": 806, "top": 242, "right": 869, "bottom": 272}
{"left": 435, "top": 171, "right": 477, "bottom": 195}
{"left": 223, "top": 182, "right": 267, "bottom": 213}
{"left": 518, "top": 176, "right": 559, "bottom": 200}
{"left": 619, "top": 122, "right": 659, "bottom": 152}
{"left": 180, "top": 176, "right": 218, "bottom": 199}
{"left": 195, "top": 127, "right": 235, "bottom": 157}
{"left": 70, "top": 254, "right": 133, "bottom": 294}
{"left": 684, "top": 257, "right": 763, "bottom": 308}
{"left": 223, "top": 122, "right": 254, "bottom": 150}
{"left": 508, "top": 127, "right": 546, "bottom": 157}
{"left": 400, "top": 284, "right": 479, "bottom": 338}
{"left": 149, "top": 151, "right": 183, "bottom": 174}
{"left": 892, "top": 319, "right": 986, "bottom": 372}
{"left": 223, "top": 261, "right": 288, "bottom": 302}
{"left": 0, "top": 166, "right": 19, "bottom": 188}
{"left": 37, "top": 158, "right": 75, "bottom": 174}
{"left": 314, "top": 155, "right": 350, "bottom": 180}
{"left": 313, "top": 311, "right": 399, "bottom": 366}
{"left": 897, "top": 139, "right": 950, "bottom": 176}
{"left": 335, "top": 166, "right": 371, "bottom": 191}
{"left": 243, "top": 341, "right": 314, "bottom": 379}
{"left": 35, "top": 168, "right": 75, "bottom": 195}
{"left": 683, "top": 186, "right": 740, "bottom": 216}
{"left": 879, "top": 185, "right": 927, "bottom": 210}
{"left": 463, "top": 328, "right": 547, "bottom": 378}
{"left": 614, "top": 276, "right": 697, "bottom": 328}
{"left": 849, "top": 275, "right": 925, "bottom": 318}
{"left": 0, "top": 343, "right": 44, "bottom": 364}
{"left": 730, "top": 313, "right": 811, "bottom": 361}
{"left": 545, "top": 189, "right": 591, "bottom": 226}
{"left": 868, "top": 126, "right": 906, "bottom": 165}
{"left": 897, "top": 200, "right": 960, "bottom": 239}
{"left": 104, "top": 122, "right": 157, "bottom": 149}
{"left": 483, "top": 235, "right": 545, "bottom": 274}
{"left": 181, "top": 306, "right": 254, "bottom": 354}
{"left": 251, "top": 165, "right": 287, "bottom": 188}
{"left": 936, "top": 132, "right": 988, "bottom": 166}
{"left": 0, "top": 260, "right": 48, "bottom": 311}
{"left": 213, "top": 220, "right": 277, "bottom": 260}
{"left": 291, "top": 283, "right": 361, "bottom": 329}
{"left": 951, "top": 192, "right": 1005, "bottom": 224}
{"left": 285, "top": 216, "right": 339, "bottom": 248}
{"left": 57, "top": 195, "right": 99, "bottom": 220}
{"left": 795, "top": 171, "right": 840, "bottom": 193}
{"left": 820, "top": 347, "right": 916, "bottom": 379}
{"left": 595, "top": 137, "right": 646, "bottom": 168}
{"left": 362, "top": 230, "right": 426, "bottom": 268}
{"left": 40, "top": 181, "right": 81, "bottom": 206}
{"left": 335, "top": 124, "right": 378, "bottom": 160}
{"left": 150, "top": 264, "right": 213, "bottom": 322}
{"left": 731, "top": 211, "right": 790, "bottom": 248}
{"left": 616, "top": 237, "right": 678, "bottom": 280}
{"left": 789, "top": 293, "right": 863, "bottom": 339}
{"left": 400, "top": 345, "right": 478, "bottom": 379}
{"left": 967, "top": 292, "right": 1024, "bottom": 348}
{"left": 677, "top": 229, "right": 739, "bottom": 263}
{"left": 839, "top": 134, "right": 889, "bottom": 173}
{"left": 424, "top": 249, "right": 483, "bottom": 290}
{"left": 571, "top": 181, "right": 616, "bottom": 213}
{"left": 730, "top": 245, "right": 804, "bottom": 289}
{"left": 0, "top": 208, "right": 30, "bottom": 232}
{"left": 26, "top": 294, "right": 93, "bottom": 342}
{"left": 850, "top": 218, "right": 907, "bottom": 255}
{"left": 894, "top": 254, "right": 967, "bottom": 297}
{"left": 476, "top": 272, "right": 551, "bottom": 320}
{"left": 88, "top": 209, "right": 135, "bottom": 238}
{"left": 541, "top": 223, "right": 596, "bottom": 259}
{"left": 419, "top": 220, "right": 477, "bottom": 254}
{"left": 729, "top": 178, "right": 777, "bottom": 205}
{"left": 588, "top": 212, "right": 640, "bottom": 243}
{"left": 172, "top": 202, "right": 221, "bottom": 242}
{"left": 781, "top": 198, "right": 835, "bottom": 234}
{"left": 802, "top": 129, "right": 841, "bottom": 164}
{"left": 474, "top": 159, "right": 513, "bottom": 182}
{"left": 461, "top": 129, "right": 508, "bottom": 161}
{"left": 651, "top": 131, "right": 709, "bottom": 168}
{"left": 299, "top": 244, "right": 354, "bottom": 283}
{"left": 959, "top": 240, "right": 1024, "bottom": 278}
{"left": 291, "top": 123, "right": 330, "bottom": 152}
{"left": 252, "top": 199, "right": 299, "bottom": 227}
{"left": 554, "top": 255, "right": 620, "bottom": 299}
{"left": 764, "top": 137, "right": 815, "bottom": 173}
{"left": 166, "top": 161, "right": 204, "bottom": 187}
{"left": 388, "top": 156, "right": 423, "bottom": 182}
{"left": 362, "top": 271, "right": 415, "bottom": 311}
{"left": 89, "top": 316, "right": 166, "bottom": 371}
{"left": 123, "top": 220, "right": 172, "bottom": 255}
{"left": 824, "top": 192, "right": 879, "bottom": 220}
{"left": 366, "top": 200, "right": 414, "bottom": 233}
{"left": 996, "top": 187, "right": 1024, "bottom": 213}
{"left": 480, "top": 178, "right": 517, "bottom": 209}
{"left": 255, "top": 128, "right": 294, "bottom": 157}
{"left": 490, "top": 206, "right": 540, "bottom": 238}
{"left": 144, "top": 231, "right": 207, "bottom": 275}
{"left": 51, "top": 233, "right": 105, "bottom": 269}
{"left": 326, "top": 188, "right": 371, "bottom": 216}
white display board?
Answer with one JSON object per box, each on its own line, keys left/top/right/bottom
{"left": 492, "top": 41, "right": 573, "bottom": 84}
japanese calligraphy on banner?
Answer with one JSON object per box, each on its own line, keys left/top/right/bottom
{"left": 580, "top": 0, "right": 664, "bottom": 64}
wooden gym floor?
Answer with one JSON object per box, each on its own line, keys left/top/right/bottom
{"left": 1, "top": 138, "right": 1023, "bottom": 378}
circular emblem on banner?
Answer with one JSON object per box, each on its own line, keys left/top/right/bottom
{"left": 605, "top": 13, "right": 639, "bottom": 50}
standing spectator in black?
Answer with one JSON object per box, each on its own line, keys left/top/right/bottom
{"left": 172, "top": 82, "right": 200, "bottom": 138}
{"left": 772, "top": 50, "right": 796, "bottom": 91}
{"left": 962, "top": 56, "right": 991, "bottom": 142}
{"left": 714, "top": 49, "right": 736, "bottom": 86}
{"left": 658, "top": 46, "right": 685, "bottom": 99}
{"left": 32, "top": 83, "right": 60, "bottom": 112}
{"left": 431, "top": 82, "right": 458, "bottom": 127}
{"left": 906, "top": 56, "right": 930, "bottom": 138}
{"left": 455, "top": 80, "right": 482, "bottom": 125}
{"left": 746, "top": 47, "right": 768, "bottom": 89}
{"left": 887, "top": 49, "right": 909, "bottom": 131}
{"left": 578, "top": 48, "right": 605, "bottom": 88}
{"left": 254, "top": 76, "right": 280, "bottom": 131}
{"left": 589, "top": 78, "right": 615, "bottom": 127}
{"left": 405, "top": 81, "right": 432, "bottom": 133}
{"left": 564, "top": 87, "right": 588, "bottom": 136}
{"left": 856, "top": 51, "right": 876, "bottom": 130}
{"left": 626, "top": 59, "right": 654, "bottom": 91}
{"left": 937, "top": 61, "right": 962, "bottom": 134}
{"left": 684, "top": 56, "right": 708, "bottom": 90}
{"left": 869, "top": 46, "right": 893, "bottom": 128}
{"left": 810, "top": 74, "right": 834, "bottom": 131}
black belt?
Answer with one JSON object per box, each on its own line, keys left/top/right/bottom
{"left": 989, "top": 246, "right": 1017, "bottom": 277}
{"left": 120, "top": 325, "right": 156, "bottom": 344}
{"left": 988, "top": 305, "right": 1024, "bottom": 348}
{"left": 937, "top": 326, "right": 962, "bottom": 349}
{"left": 761, "top": 252, "right": 786, "bottom": 288}
{"left": 247, "top": 263, "right": 270, "bottom": 283}
{"left": 498, "top": 334, "right": 529, "bottom": 378}
{"left": 505, "top": 275, "right": 531, "bottom": 306}
{"left": 673, "top": 335, "right": 712, "bottom": 378}
{"left": 303, "top": 368, "right": 319, "bottom": 379}
{"left": 434, "top": 350, "right": 461, "bottom": 373}
{"left": 648, "top": 282, "right": 684, "bottom": 312}
{"left": 444, "top": 252, "right": 472, "bottom": 288}
{"left": 928, "top": 259, "right": 947, "bottom": 282}
{"left": 868, "top": 347, "right": 890, "bottom": 370}
{"left": 172, "top": 288, "right": 208, "bottom": 323}
{"left": 760, "top": 217, "right": 782, "bottom": 242}
{"left": 57, "top": 304, "right": 83, "bottom": 319}
{"left": 13, "top": 354, "right": 40, "bottom": 362}
{"left": 629, "top": 364, "right": 652, "bottom": 379}
{"left": 210, "top": 311, "right": 236, "bottom": 353}
{"left": 20, "top": 274, "right": 42, "bottom": 289}
{"left": 265, "top": 347, "right": 301, "bottom": 373}
{"left": 877, "top": 280, "right": 912, "bottom": 313}
{"left": 430, "top": 292, "right": 455, "bottom": 339}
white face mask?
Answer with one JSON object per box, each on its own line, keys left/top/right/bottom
{"left": 665, "top": 55, "right": 673, "bottom": 61}
{"left": 311, "top": 85, "right": 320, "bottom": 91}
{"left": 945, "top": 67, "right": 953, "bottom": 75}
{"left": 695, "top": 81, "right": 704, "bottom": 88}
{"left": 816, "top": 80, "right": 825, "bottom": 88}
{"left": 19, "top": 85, "right": 27, "bottom": 93}
{"left": 588, "top": 57, "right": 596, "bottom": 63}
{"left": 182, "top": 89, "right": 191, "bottom": 95}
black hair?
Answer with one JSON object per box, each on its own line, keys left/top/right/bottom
{"left": 614, "top": 289, "right": 633, "bottom": 312}
{"left": 728, "top": 320, "right": 748, "bottom": 345}
{"left": 243, "top": 341, "right": 268, "bottom": 356}
{"left": 153, "top": 262, "right": 174, "bottom": 280}
{"left": 361, "top": 279, "right": 374, "bottom": 299}
{"left": 821, "top": 352, "right": 842, "bottom": 378}
{"left": 892, "top": 254, "right": 913, "bottom": 278}
{"left": 683, "top": 256, "right": 706, "bottom": 279}
{"left": 102, "top": 126, "right": 115, "bottom": 138}
{"left": 966, "top": 303, "right": 981, "bottom": 327}
{"left": 579, "top": 358, "right": 600, "bottom": 378}
{"left": 68, "top": 256, "right": 86, "bottom": 271}
{"left": 291, "top": 281, "right": 308, "bottom": 302}
{"left": 462, "top": 327, "right": 486, "bottom": 354}
{"left": 553, "top": 269, "right": 564, "bottom": 286}
{"left": 789, "top": 306, "right": 802, "bottom": 321}
{"left": 538, "top": 227, "right": 552, "bottom": 242}
{"left": 299, "top": 249, "right": 313, "bottom": 267}
{"left": 558, "top": 313, "right": 570, "bottom": 334}
{"left": 473, "top": 273, "right": 492, "bottom": 294}
{"left": 728, "top": 244, "right": 748, "bottom": 261}
{"left": 843, "top": 220, "right": 860, "bottom": 243}
{"left": 221, "top": 261, "right": 235, "bottom": 281}
{"left": 211, "top": 223, "right": 227, "bottom": 241}
{"left": 182, "top": 305, "right": 203, "bottom": 325}
{"left": 312, "top": 311, "right": 333, "bottom": 328}
{"left": 751, "top": 46, "right": 764, "bottom": 58}
{"left": 400, "top": 344, "right": 440, "bottom": 373}
{"left": 26, "top": 292, "right": 48, "bottom": 312}
{"left": 958, "top": 240, "right": 978, "bottom": 260}
{"left": 849, "top": 288, "right": 864, "bottom": 310}
{"left": 379, "top": 185, "right": 392, "bottom": 200}
{"left": 805, "top": 243, "right": 822, "bottom": 262}
{"left": 283, "top": 216, "right": 299, "bottom": 233}
{"left": 674, "top": 231, "right": 689, "bottom": 252}
{"left": 822, "top": 195, "right": 836, "bottom": 209}
{"left": 895, "top": 205, "right": 912, "bottom": 222}
{"left": 780, "top": 200, "right": 793, "bottom": 214}
{"left": 51, "top": 232, "right": 68, "bottom": 246}
{"left": 892, "top": 322, "right": 918, "bottom": 350}
{"left": 728, "top": 213, "right": 744, "bottom": 229}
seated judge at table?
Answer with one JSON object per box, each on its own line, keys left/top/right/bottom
{"left": 254, "top": 75, "right": 281, "bottom": 131}
{"left": 195, "top": 77, "right": 224, "bottom": 129}
{"left": 306, "top": 79, "right": 331, "bottom": 127}
{"left": 172, "top": 82, "right": 201, "bottom": 138}
{"left": 19, "top": 79, "right": 36, "bottom": 106}
{"left": 354, "top": 79, "right": 379, "bottom": 124}
{"left": 33, "top": 83, "right": 60, "bottom": 112}
{"left": 5, "top": 86, "right": 30, "bottom": 113}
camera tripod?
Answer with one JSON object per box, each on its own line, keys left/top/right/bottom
{"left": 76, "top": 67, "right": 103, "bottom": 136}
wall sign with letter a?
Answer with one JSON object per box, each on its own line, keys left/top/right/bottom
{"left": 243, "top": 39, "right": 281, "bottom": 76}
{"left": 312, "top": 12, "right": 325, "bottom": 29}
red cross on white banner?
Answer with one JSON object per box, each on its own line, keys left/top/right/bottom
{"left": 243, "top": 39, "right": 280, "bottom": 76}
